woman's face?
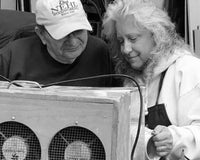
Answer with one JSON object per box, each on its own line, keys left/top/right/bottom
{"left": 43, "top": 30, "right": 88, "bottom": 64}
{"left": 116, "top": 16, "right": 156, "bottom": 71}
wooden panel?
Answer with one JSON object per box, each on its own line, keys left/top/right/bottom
{"left": 0, "top": 84, "right": 135, "bottom": 160}
{"left": 0, "top": 96, "right": 114, "bottom": 159}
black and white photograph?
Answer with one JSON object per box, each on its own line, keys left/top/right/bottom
{"left": 0, "top": 0, "right": 200, "bottom": 160}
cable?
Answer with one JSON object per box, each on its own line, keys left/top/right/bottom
{"left": 41, "top": 74, "right": 143, "bottom": 160}
{"left": 0, "top": 75, "right": 22, "bottom": 87}
{"left": 0, "top": 75, "right": 12, "bottom": 82}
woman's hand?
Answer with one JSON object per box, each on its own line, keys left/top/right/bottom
{"left": 152, "top": 125, "right": 173, "bottom": 157}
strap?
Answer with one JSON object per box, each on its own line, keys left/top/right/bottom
{"left": 155, "top": 69, "right": 167, "bottom": 105}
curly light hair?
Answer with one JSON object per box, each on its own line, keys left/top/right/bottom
{"left": 102, "top": 0, "right": 188, "bottom": 81}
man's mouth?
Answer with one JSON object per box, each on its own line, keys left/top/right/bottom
{"left": 62, "top": 43, "right": 81, "bottom": 51}
{"left": 63, "top": 47, "right": 79, "bottom": 52}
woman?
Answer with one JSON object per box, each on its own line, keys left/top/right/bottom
{"left": 103, "top": 0, "right": 200, "bottom": 159}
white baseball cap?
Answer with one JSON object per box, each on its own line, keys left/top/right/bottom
{"left": 35, "top": 0, "right": 92, "bottom": 40}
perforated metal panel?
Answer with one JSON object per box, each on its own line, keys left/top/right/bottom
{"left": 0, "top": 121, "right": 41, "bottom": 160}
{"left": 49, "top": 126, "right": 106, "bottom": 160}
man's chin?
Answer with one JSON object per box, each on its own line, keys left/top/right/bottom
{"left": 57, "top": 57, "right": 76, "bottom": 64}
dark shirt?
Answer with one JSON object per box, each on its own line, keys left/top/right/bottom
{"left": 0, "top": 34, "right": 114, "bottom": 87}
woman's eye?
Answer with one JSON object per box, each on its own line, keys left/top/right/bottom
{"left": 129, "top": 37, "right": 137, "bottom": 42}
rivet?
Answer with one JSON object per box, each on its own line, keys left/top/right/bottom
{"left": 11, "top": 116, "right": 15, "bottom": 120}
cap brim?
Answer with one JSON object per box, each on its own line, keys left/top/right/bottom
{"left": 45, "top": 17, "right": 92, "bottom": 40}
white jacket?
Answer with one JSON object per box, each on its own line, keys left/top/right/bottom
{"left": 156, "top": 53, "right": 200, "bottom": 159}
{"left": 131, "top": 49, "right": 200, "bottom": 160}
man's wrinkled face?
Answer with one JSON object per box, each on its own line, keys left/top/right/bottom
{"left": 42, "top": 29, "right": 88, "bottom": 64}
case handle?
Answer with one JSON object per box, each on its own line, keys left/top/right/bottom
{"left": 7, "top": 80, "right": 42, "bottom": 89}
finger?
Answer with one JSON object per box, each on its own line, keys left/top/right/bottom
{"left": 156, "top": 146, "right": 171, "bottom": 152}
{"left": 152, "top": 125, "right": 166, "bottom": 135}
{"left": 153, "top": 133, "right": 167, "bottom": 141}
{"left": 154, "top": 140, "right": 173, "bottom": 148}
{"left": 155, "top": 146, "right": 171, "bottom": 157}
{"left": 154, "top": 144, "right": 173, "bottom": 155}
{"left": 154, "top": 141, "right": 173, "bottom": 149}
{"left": 156, "top": 151, "right": 169, "bottom": 157}
{"left": 153, "top": 131, "right": 172, "bottom": 142}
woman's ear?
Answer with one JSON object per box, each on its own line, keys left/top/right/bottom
{"left": 35, "top": 26, "right": 47, "bottom": 45}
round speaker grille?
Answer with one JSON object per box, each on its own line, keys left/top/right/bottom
{"left": 0, "top": 121, "right": 41, "bottom": 160}
{"left": 49, "top": 126, "right": 106, "bottom": 160}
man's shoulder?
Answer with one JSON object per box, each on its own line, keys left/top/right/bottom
{"left": 0, "top": 35, "right": 43, "bottom": 58}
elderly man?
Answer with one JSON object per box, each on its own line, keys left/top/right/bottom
{"left": 0, "top": 0, "right": 113, "bottom": 87}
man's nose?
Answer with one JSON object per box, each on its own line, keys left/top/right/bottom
{"left": 65, "top": 33, "right": 76, "bottom": 45}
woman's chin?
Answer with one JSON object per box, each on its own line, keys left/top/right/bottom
{"left": 131, "top": 64, "right": 144, "bottom": 71}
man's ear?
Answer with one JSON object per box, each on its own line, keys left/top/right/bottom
{"left": 35, "top": 26, "right": 47, "bottom": 45}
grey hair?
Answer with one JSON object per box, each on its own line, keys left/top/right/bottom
{"left": 102, "top": 0, "right": 188, "bottom": 77}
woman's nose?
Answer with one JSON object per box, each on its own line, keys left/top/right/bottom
{"left": 122, "top": 40, "right": 132, "bottom": 55}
